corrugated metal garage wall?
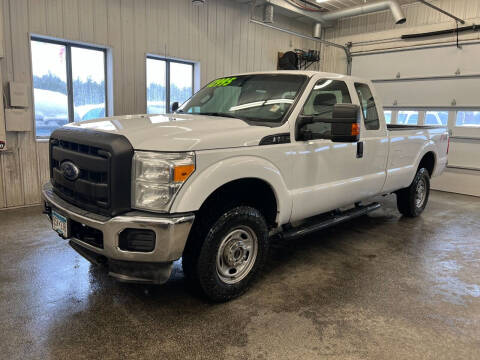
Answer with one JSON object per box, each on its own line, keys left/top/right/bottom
{"left": 322, "top": 0, "right": 480, "bottom": 74}
{"left": 0, "top": 0, "right": 320, "bottom": 210}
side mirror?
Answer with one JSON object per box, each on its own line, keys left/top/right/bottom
{"left": 171, "top": 102, "right": 179, "bottom": 112}
{"left": 295, "top": 115, "right": 315, "bottom": 141}
{"left": 295, "top": 104, "right": 360, "bottom": 143}
{"left": 330, "top": 104, "right": 360, "bottom": 143}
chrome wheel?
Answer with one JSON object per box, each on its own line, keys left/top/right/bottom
{"left": 415, "top": 178, "right": 427, "bottom": 208}
{"left": 216, "top": 225, "right": 258, "bottom": 284}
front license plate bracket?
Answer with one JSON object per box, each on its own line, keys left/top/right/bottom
{"left": 52, "top": 209, "right": 70, "bottom": 238}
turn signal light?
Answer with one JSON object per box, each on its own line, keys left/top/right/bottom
{"left": 351, "top": 123, "right": 360, "bottom": 136}
{"left": 174, "top": 164, "right": 195, "bottom": 182}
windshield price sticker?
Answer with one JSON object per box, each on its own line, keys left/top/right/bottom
{"left": 207, "top": 77, "right": 237, "bottom": 88}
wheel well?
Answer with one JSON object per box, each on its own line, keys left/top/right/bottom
{"left": 198, "top": 178, "right": 278, "bottom": 228}
{"left": 418, "top": 152, "right": 435, "bottom": 176}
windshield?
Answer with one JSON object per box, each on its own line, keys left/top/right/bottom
{"left": 178, "top": 74, "right": 307, "bottom": 124}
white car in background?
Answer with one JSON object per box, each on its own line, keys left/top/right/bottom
{"left": 34, "top": 89, "right": 105, "bottom": 136}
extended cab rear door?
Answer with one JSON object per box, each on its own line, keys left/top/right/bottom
{"left": 353, "top": 82, "right": 389, "bottom": 197}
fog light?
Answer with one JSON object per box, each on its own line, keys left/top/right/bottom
{"left": 119, "top": 229, "right": 156, "bottom": 252}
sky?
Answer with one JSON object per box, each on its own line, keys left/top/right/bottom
{"left": 31, "top": 40, "right": 105, "bottom": 83}
{"left": 146, "top": 58, "right": 192, "bottom": 89}
{"left": 31, "top": 40, "right": 193, "bottom": 89}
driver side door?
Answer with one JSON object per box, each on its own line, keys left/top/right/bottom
{"left": 289, "top": 77, "right": 372, "bottom": 222}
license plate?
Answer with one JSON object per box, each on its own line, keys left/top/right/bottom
{"left": 52, "top": 210, "right": 69, "bottom": 238}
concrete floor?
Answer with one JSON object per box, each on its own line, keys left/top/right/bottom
{"left": 1, "top": 190, "right": 480, "bottom": 360}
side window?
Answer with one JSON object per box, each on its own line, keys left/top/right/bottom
{"left": 354, "top": 83, "right": 380, "bottom": 130}
{"left": 302, "top": 79, "right": 351, "bottom": 139}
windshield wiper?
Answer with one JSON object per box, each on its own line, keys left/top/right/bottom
{"left": 196, "top": 112, "right": 240, "bottom": 119}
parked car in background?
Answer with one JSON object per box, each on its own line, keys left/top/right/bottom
{"left": 75, "top": 104, "right": 105, "bottom": 121}
{"left": 147, "top": 101, "right": 167, "bottom": 114}
{"left": 34, "top": 89, "right": 105, "bottom": 136}
{"left": 34, "top": 89, "right": 70, "bottom": 137}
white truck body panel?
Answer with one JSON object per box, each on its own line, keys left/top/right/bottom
{"left": 383, "top": 128, "right": 448, "bottom": 193}
{"left": 65, "top": 114, "right": 269, "bottom": 151}
{"left": 67, "top": 71, "right": 448, "bottom": 227}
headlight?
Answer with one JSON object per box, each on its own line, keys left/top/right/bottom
{"left": 132, "top": 151, "right": 195, "bottom": 212}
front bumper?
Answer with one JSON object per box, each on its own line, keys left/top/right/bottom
{"left": 42, "top": 182, "right": 194, "bottom": 284}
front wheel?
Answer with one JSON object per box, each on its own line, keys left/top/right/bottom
{"left": 182, "top": 206, "right": 270, "bottom": 302}
{"left": 396, "top": 167, "right": 430, "bottom": 217}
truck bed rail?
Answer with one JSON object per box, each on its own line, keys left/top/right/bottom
{"left": 387, "top": 124, "right": 445, "bottom": 131}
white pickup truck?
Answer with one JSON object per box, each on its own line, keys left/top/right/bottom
{"left": 43, "top": 71, "right": 448, "bottom": 301}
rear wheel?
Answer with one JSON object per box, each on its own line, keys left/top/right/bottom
{"left": 182, "top": 205, "right": 269, "bottom": 302}
{"left": 396, "top": 167, "right": 430, "bottom": 217}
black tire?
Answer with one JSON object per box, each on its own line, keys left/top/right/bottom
{"left": 396, "top": 167, "right": 430, "bottom": 217}
{"left": 182, "top": 206, "right": 269, "bottom": 302}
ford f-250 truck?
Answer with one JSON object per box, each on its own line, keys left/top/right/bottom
{"left": 43, "top": 71, "right": 448, "bottom": 301}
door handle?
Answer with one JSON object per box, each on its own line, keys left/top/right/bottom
{"left": 357, "top": 141, "right": 364, "bottom": 158}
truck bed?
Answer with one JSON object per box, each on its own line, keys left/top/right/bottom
{"left": 381, "top": 124, "right": 448, "bottom": 195}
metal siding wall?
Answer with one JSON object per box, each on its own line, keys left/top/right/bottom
{"left": 322, "top": 0, "right": 480, "bottom": 74}
{"left": 0, "top": 0, "right": 317, "bottom": 209}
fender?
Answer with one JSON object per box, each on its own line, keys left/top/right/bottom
{"left": 382, "top": 138, "right": 438, "bottom": 194}
{"left": 411, "top": 140, "right": 437, "bottom": 182}
{"left": 170, "top": 155, "right": 292, "bottom": 225}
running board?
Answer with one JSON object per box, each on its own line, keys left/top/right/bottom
{"left": 281, "top": 202, "right": 381, "bottom": 241}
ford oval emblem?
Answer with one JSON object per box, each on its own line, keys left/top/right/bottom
{"left": 60, "top": 161, "right": 80, "bottom": 181}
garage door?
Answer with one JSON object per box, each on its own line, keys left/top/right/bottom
{"left": 352, "top": 42, "right": 480, "bottom": 197}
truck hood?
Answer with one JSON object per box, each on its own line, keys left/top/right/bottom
{"left": 65, "top": 114, "right": 281, "bottom": 151}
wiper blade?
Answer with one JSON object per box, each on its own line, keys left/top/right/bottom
{"left": 196, "top": 112, "right": 239, "bottom": 119}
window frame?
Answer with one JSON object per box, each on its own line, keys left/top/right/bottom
{"left": 31, "top": 36, "right": 109, "bottom": 139}
{"left": 146, "top": 55, "right": 195, "bottom": 114}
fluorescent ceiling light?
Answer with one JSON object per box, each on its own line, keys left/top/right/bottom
{"left": 315, "top": 0, "right": 329, "bottom": 3}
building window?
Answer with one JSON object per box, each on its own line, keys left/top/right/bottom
{"left": 146, "top": 56, "right": 194, "bottom": 114}
{"left": 397, "top": 110, "right": 419, "bottom": 125}
{"left": 384, "top": 110, "right": 392, "bottom": 124}
{"left": 31, "top": 37, "right": 108, "bottom": 138}
{"left": 456, "top": 111, "right": 480, "bottom": 127}
{"left": 425, "top": 111, "right": 448, "bottom": 126}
